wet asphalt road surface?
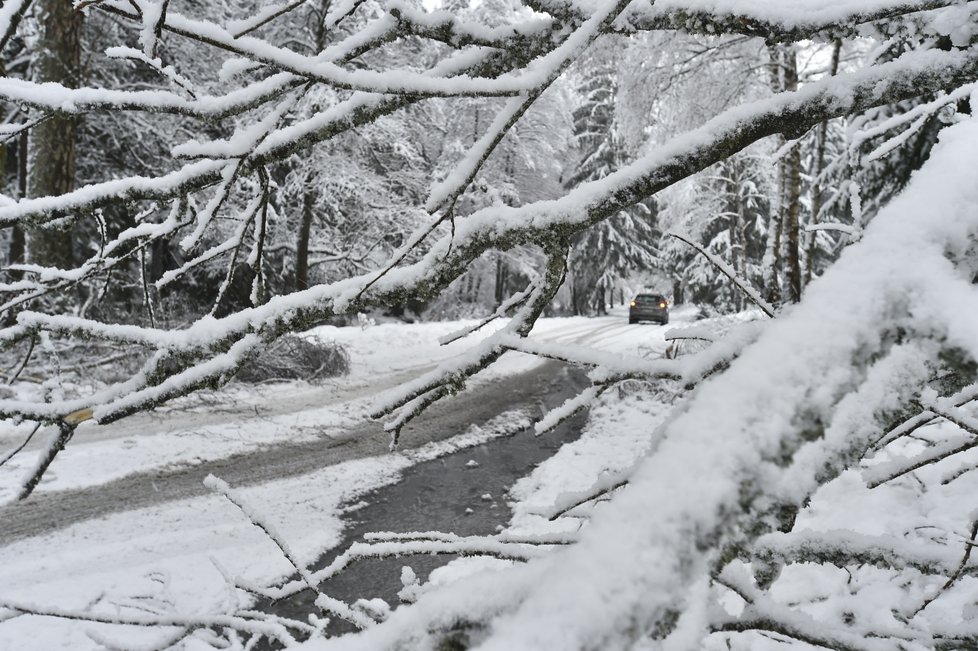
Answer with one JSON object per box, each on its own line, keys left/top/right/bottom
{"left": 0, "top": 361, "right": 587, "bottom": 555}
{"left": 257, "top": 365, "right": 590, "bottom": 640}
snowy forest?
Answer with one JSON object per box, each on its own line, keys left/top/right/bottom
{"left": 3, "top": 0, "right": 978, "bottom": 649}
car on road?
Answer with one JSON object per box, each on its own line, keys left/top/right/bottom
{"left": 628, "top": 294, "right": 669, "bottom": 324}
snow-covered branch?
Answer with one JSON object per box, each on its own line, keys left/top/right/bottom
{"left": 625, "top": 0, "right": 962, "bottom": 43}
{"left": 1, "top": 44, "right": 967, "bottom": 433}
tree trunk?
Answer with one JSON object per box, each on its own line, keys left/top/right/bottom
{"left": 296, "top": 189, "right": 314, "bottom": 291}
{"left": 494, "top": 255, "right": 507, "bottom": 308}
{"left": 9, "top": 131, "right": 27, "bottom": 275}
{"left": 782, "top": 144, "right": 802, "bottom": 303}
{"left": 27, "top": 0, "right": 82, "bottom": 269}
{"left": 672, "top": 278, "right": 683, "bottom": 305}
{"left": 805, "top": 40, "right": 842, "bottom": 286}
{"left": 778, "top": 46, "right": 802, "bottom": 303}
{"left": 762, "top": 209, "right": 782, "bottom": 306}
{"left": 727, "top": 168, "right": 745, "bottom": 311}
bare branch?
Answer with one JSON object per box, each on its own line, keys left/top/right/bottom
{"left": 203, "top": 474, "right": 375, "bottom": 629}
{"left": 668, "top": 232, "right": 775, "bottom": 317}
{"left": 911, "top": 518, "right": 978, "bottom": 615}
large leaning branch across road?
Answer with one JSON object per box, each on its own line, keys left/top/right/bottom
{"left": 1, "top": 46, "right": 974, "bottom": 427}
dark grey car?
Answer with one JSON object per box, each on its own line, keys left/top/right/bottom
{"left": 628, "top": 294, "right": 669, "bottom": 324}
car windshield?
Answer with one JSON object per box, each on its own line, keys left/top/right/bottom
{"left": 635, "top": 295, "right": 665, "bottom": 305}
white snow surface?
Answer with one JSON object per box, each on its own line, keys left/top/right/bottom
{"left": 291, "top": 117, "right": 978, "bottom": 650}
{"left": 0, "top": 307, "right": 687, "bottom": 650}
{"left": 0, "top": 315, "right": 598, "bottom": 500}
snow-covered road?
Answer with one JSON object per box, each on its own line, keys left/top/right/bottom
{"left": 0, "top": 307, "right": 685, "bottom": 650}
{"left": 0, "top": 309, "right": 675, "bottom": 501}
{"left": 0, "top": 361, "right": 581, "bottom": 546}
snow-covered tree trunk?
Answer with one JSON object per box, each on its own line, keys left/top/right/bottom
{"left": 296, "top": 188, "right": 314, "bottom": 291}
{"left": 770, "top": 44, "right": 803, "bottom": 304}
{"left": 26, "top": 0, "right": 82, "bottom": 269}
{"left": 804, "top": 40, "right": 842, "bottom": 287}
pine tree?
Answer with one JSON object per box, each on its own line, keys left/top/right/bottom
{"left": 565, "top": 59, "right": 658, "bottom": 315}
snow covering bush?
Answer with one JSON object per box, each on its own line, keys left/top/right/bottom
{"left": 234, "top": 336, "right": 350, "bottom": 384}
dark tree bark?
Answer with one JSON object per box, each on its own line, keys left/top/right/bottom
{"left": 494, "top": 255, "right": 508, "bottom": 308}
{"left": 724, "top": 166, "right": 746, "bottom": 311}
{"left": 9, "top": 131, "right": 26, "bottom": 274}
{"left": 0, "top": 60, "right": 24, "bottom": 279}
{"left": 27, "top": 0, "right": 82, "bottom": 269}
{"left": 762, "top": 207, "right": 782, "bottom": 306}
{"left": 296, "top": 189, "right": 314, "bottom": 291}
{"left": 595, "top": 285, "right": 607, "bottom": 315}
{"left": 805, "top": 41, "right": 842, "bottom": 286}
{"left": 762, "top": 44, "right": 802, "bottom": 305}
{"left": 783, "top": 144, "right": 802, "bottom": 303}
{"left": 672, "top": 277, "right": 683, "bottom": 305}
{"left": 778, "top": 46, "right": 802, "bottom": 303}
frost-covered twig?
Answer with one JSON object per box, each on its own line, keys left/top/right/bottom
{"left": 910, "top": 518, "right": 978, "bottom": 616}
{"left": 203, "top": 474, "right": 375, "bottom": 630}
{"left": 17, "top": 422, "right": 75, "bottom": 500}
{"left": 872, "top": 383, "right": 978, "bottom": 451}
{"left": 851, "top": 82, "right": 978, "bottom": 161}
{"left": 0, "top": 597, "right": 299, "bottom": 646}
{"left": 668, "top": 232, "right": 775, "bottom": 317}
{"left": 712, "top": 565, "right": 897, "bottom": 651}
{"left": 426, "top": 92, "right": 546, "bottom": 217}
{"left": 804, "top": 222, "right": 858, "bottom": 235}
{"left": 438, "top": 284, "right": 535, "bottom": 346}
{"left": 372, "top": 248, "right": 568, "bottom": 441}
{"left": 0, "top": 0, "right": 32, "bottom": 54}
{"left": 362, "top": 530, "right": 575, "bottom": 545}
{"left": 5, "top": 335, "right": 35, "bottom": 385}
{"left": 545, "top": 476, "right": 630, "bottom": 521}
{"left": 664, "top": 325, "right": 715, "bottom": 343}
{"left": 0, "top": 422, "right": 41, "bottom": 469}
{"left": 256, "top": 533, "right": 557, "bottom": 602}
{"left": 625, "top": 0, "right": 959, "bottom": 43}
{"left": 865, "top": 433, "right": 978, "bottom": 488}
{"left": 752, "top": 529, "right": 973, "bottom": 576}
{"left": 533, "top": 385, "right": 604, "bottom": 436}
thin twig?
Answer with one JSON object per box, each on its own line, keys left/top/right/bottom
{"left": 6, "top": 336, "right": 35, "bottom": 385}
{"left": 912, "top": 518, "right": 978, "bottom": 616}
{"left": 669, "top": 232, "right": 775, "bottom": 317}
{"left": 0, "top": 422, "right": 42, "bottom": 468}
{"left": 548, "top": 478, "right": 628, "bottom": 521}
{"left": 17, "top": 422, "right": 76, "bottom": 500}
{"left": 203, "top": 474, "right": 374, "bottom": 630}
